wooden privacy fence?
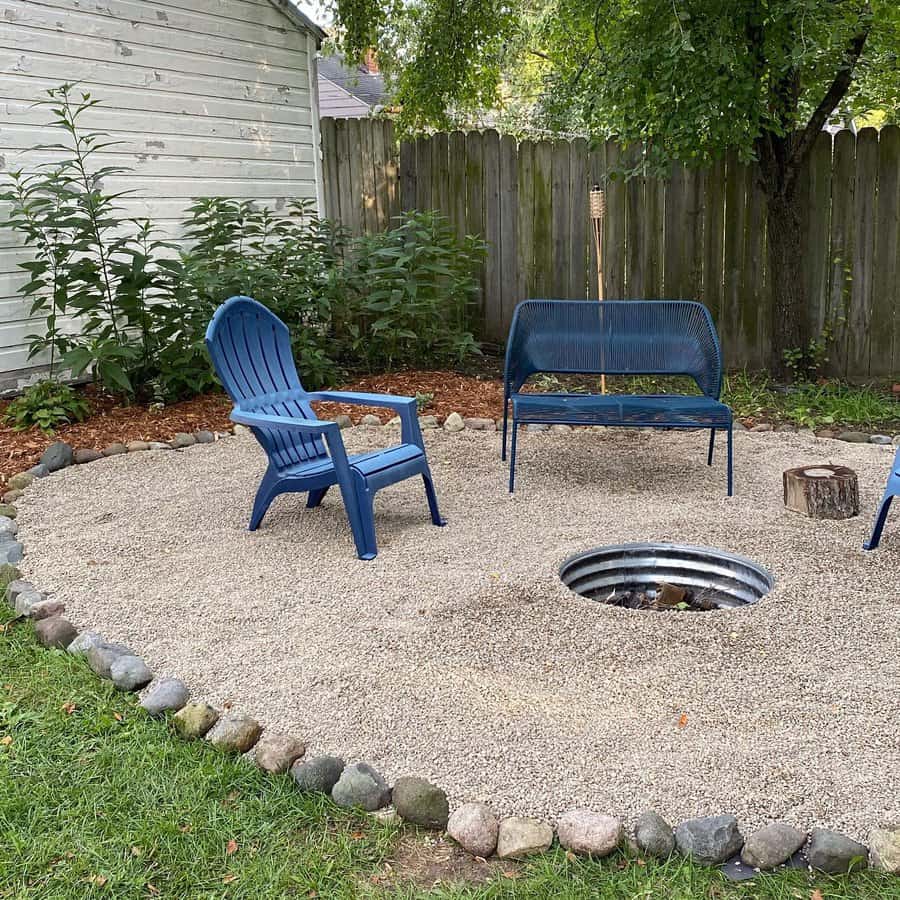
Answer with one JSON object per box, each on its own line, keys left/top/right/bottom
{"left": 320, "top": 117, "right": 900, "bottom": 377}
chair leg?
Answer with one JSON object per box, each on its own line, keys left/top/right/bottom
{"left": 422, "top": 471, "right": 446, "bottom": 526}
{"left": 306, "top": 486, "right": 330, "bottom": 509}
{"left": 249, "top": 470, "right": 280, "bottom": 531}
{"left": 508, "top": 418, "right": 519, "bottom": 493}
{"left": 350, "top": 480, "right": 378, "bottom": 560}
{"left": 707, "top": 429, "right": 716, "bottom": 466}
{"left": 501, "top": 403, "right": 509, "bottom": 461}
{"left": 726, "top": 424, "right": 734, "bottom": 497}
{"left": 863, "top": 494, "right": 894, "bottom": 551}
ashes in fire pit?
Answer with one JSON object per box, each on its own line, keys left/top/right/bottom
{"left": 560, "top": 543, "right": 774, "bottom": 611}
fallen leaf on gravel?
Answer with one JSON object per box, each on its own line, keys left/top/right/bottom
{"left": 677, "top": 713, "right": 688, "bottom": 728}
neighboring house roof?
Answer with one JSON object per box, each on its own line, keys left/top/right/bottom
{"left": 267, "top": 0, "right": 327, "bottom": 45}
{"left": 317, "top": 54, "right": 387, "bottom": 116}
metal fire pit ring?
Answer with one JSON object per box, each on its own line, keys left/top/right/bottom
{"left": 559, "top": 542, "right": 775, "bottom": 610}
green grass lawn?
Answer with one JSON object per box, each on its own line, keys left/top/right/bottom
{"left": 1, "top": 604, "right": 898, "bottom": 899}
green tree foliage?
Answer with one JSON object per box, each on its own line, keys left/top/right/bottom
{"left": 332, "top": 0, "right": 900, "bottom": 372}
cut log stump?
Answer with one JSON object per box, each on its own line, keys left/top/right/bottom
{"left": 783, "top": 465, "right": 859, "bottom": 519}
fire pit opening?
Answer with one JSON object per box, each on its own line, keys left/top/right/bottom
{"left": 559, "top": 542, "right": 774, "bottom": 612}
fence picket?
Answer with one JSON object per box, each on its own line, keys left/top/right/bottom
{"left": 321, "top": 118, "right": 899, "bottom": 373}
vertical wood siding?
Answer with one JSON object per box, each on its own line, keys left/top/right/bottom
{"left": 0, "top": 0, "right": 320, "bottom": 383}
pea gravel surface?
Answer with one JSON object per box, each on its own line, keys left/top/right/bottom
{"left": 16, "top": 427, "right": 900, "bottom": 839}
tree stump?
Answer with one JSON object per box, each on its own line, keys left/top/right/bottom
{"left": 783, "top": 465, "right": 859, "bottom": 519}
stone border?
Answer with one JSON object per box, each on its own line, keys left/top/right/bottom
{"left": 1, "top": 422, "right": 898, "bottom": 881}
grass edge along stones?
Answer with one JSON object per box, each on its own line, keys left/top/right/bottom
{"left": 1, "top": 426, "right": 900, "bottom": 894}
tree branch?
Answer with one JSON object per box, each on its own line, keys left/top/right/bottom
{"left": 789, "top": 12, "right": 872, "bottom": 180}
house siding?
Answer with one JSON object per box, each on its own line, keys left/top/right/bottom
{"left": 0, "top": 0, "right": 320, "bottom": 386}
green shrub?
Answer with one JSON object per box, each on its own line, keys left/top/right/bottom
{"left": 2, "top": 379, "right": 91, "bottom": 433}
{"left": 3, "top": 84, "right": 485, "bottom": 401}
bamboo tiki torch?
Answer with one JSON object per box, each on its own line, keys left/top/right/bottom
{"left": 590, "top": 183, "right": 607, "bottom": 393}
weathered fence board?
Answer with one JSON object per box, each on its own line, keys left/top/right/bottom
{"left": 321, "top": 117, "right": 900, "bottom": 374}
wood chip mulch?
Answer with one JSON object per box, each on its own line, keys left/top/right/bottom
{"left": 0, "top": 371, "right": 505, "bottom": 485}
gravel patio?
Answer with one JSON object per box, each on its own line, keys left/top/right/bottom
{"left": 16, "top": 426, "right": 900, "bottom": 840}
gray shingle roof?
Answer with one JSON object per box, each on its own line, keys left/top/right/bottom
{"left": 317, "top": 54, "right": 387, "bottom": 109}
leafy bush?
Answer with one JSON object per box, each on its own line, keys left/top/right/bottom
{"left": 343, "top": 212, "right": 484, "bottom": 370}
{"left": 2, "top": 379, "right": 91, "bottom": 433}
{"left": 3, "top": 85, "right": 484, "bottom": 401}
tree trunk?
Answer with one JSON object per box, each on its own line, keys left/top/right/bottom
{"left": 765, "top": 189, "right": 806, "bottom": 377}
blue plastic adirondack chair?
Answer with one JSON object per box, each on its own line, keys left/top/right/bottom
{"left": 205, "top": 296, "right": 445, "bottom": 560}
{"left": 863, "top": 446, "right": 900, "bottom": 550}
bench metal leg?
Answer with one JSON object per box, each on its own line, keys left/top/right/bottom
{"left": 726, "top": 424, "right": 734, "bottom": 497}
{"left": 501, "top": 403, "right": 509, "bottom": 461}
{"left": 508, "top": 418, "right": 519, "bottom": 492}
{"left": 707, "top": 428, "right": 716, "bottom": 466}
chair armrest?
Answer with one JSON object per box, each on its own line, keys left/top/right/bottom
{"left": 306, "top": 390, "right": 416, "bottom": 411}
{"left": 231, "top": 409, "right": 339, "bottom": 435}
{"left": 305, "top": 391, "right": 423, "bottom": 448}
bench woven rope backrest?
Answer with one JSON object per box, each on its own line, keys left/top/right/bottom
{"left": 505, "top": 300, "right": 723, "bottom": 398}
{"left": 205, "top": 295, "right": 327, "bottom": 469}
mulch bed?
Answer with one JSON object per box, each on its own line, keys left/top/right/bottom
{"left": 0, "top": 371, "right": 505, "bottom": 485}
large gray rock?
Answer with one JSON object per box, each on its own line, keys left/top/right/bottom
{"left": 172, "top": 432, "right": 196, "bottom": 448}
{"left": 870, "top": 434, "right": 893, "bottom": 445}
{"left": 67, "top": 631, "right": 104, "bottom": 655}
{"left": 333, "top": 416, "right": 352, "bottom": 430}
{"left": 0, "top": 541, "right": 23, "bottom": 565}
{"left": 291, "top": 755, "right": 345, "bottom": 793}
{"left": 205, "top": 714, "right": 263, "bottom": 753}
{"left": 28, "top": 599, "right": 66, "bottom": 621}
{"left": 5, "top": 578, "right": 31, "bottom": 606}
{"left": 254, "top": 732, "right": 306, "bottom": 774}
{"left": 140, "top": 678, "right": 189, "bottom": 716}
{"left": 391, "top": 776, "right": 449, "bottom": 829}
{"left": 2, "top": 490, "right": 23, "bottom": 505}
{"left": 464, "top": 417, "right": 495, "bottom": 431}
{"left": 27, "top": 463, "right": 50, "bottom": 477}
{"left": 496, "top": 816, "right": 553, "bottom": 859}
{"left": 837, "top": 430, "right": 871, "bottom": 443}
{"left": 86, "top": 641, "right": 135, "bottom": 679}
{"left": 359, "top": 414, "right": 381, "bottom": 426}
{"left": 806, "top": 828, "right": 868, "bottom": 874}
{"left": 40, "top": 441, "right": 74, "bottom": 471}
{"left": 443, "top": 412, "right": 464, "bottom": 432}
{"left": 331, "top": 762, "right": 391, "bottom": 811}
{"left": 148, "top": 441, "right": 172, "bottom": 451}
{"left": 447, "top": 802, "right": 499, "bottom": 858}
{"left": 74, "top": 448, "right": 102, "bottom": 464}
{"left": 634, "top": 810, "right": 675, "bottom": 857}
{"left": 0, "top": 517, "right": 17, "bottom": 538}
{"left": 740, "top": 823, "right": 806, "bottom": 869}
{"left": 675, "top": 815, "right": 743, "bottom": 864}
{"left": 102, "top": 443, "right": 127, "bottom": 456}
{"left": 0, "top": 504, "right": 17, "bottom": 519}
{"left": 126, "top": 440, "right": 150, "bottom": 452}
{"left": 7, "top": 472, "right": 33, "bottom": 491}
{"left": 110, "top": 655, "right": 153, "bottom": 691}
{"left": 869, "top": 826, "right": 900, "bottom": 873}
{"left": 15, "top": 589, "right": 48, "bottom": 617}
{"left": 35, "top": 616, "right": 78, "bottom": 649}
{"left": 194, "top": 430, "right": 215, "bottom": 444}
{"left": 557, "top": 810, "right": 622, "bottom": 857}
{"left": 172, "top": 703, "right": 219, "bottom": 739}
{"left": 418, "top": 415, "right": 439, "bottom": 429}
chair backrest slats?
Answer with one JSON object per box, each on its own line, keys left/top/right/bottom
{"left": 505, "top": 299, "right": 723, "bottom": 398}
{"left": 205, "top": 296, "right": 327, "bottom": 469}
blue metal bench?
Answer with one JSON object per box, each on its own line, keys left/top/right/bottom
{"left": 206, "top": 296, "right": 445, "bottom": 560}
{"left": 863, "top": 446, "right": 900, "bottom": 550}
{"left": 502, "top": 299, "right": 733, "bottom": 494}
